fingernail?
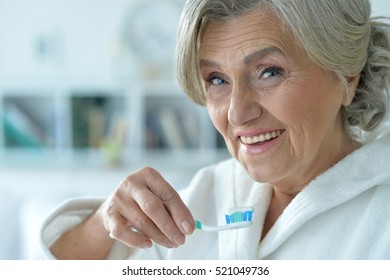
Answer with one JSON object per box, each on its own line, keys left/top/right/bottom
{"left": 181, "top": 220, "right": 194, "bottom": 235}
{"left": 172, "top": 233, "right": 185, "bottom": 246}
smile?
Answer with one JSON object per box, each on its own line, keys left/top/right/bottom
{"left": 240, "top": 130, "right": 283, "bottom": 144}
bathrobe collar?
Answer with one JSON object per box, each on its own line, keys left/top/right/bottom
{"left": 216, "top": 135, "right": 390, "bottom": 259}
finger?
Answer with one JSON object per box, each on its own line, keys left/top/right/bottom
{"left": 128, "top": 168, "right": 194, "bottom": 246}
{"left": 127, "top": 178, "right": 186, "bottom": 247}
{"left": 118, "top": 199, "right": 178, "bottom": 248}
{"left": 142, "top": 168, "right": 195, "bottom": 235}
{"left": 107, "top": 212, "right": 153, "bottom": 249}
{"left": 109, "top": 180, "right": 177, "bottom": 248}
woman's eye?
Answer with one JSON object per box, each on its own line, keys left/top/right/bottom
{"left": 260, "top": 66, "right": 283, "bottom": 79}
{"left": 209, "top": 77, "right": 225, "bottom": 86}
{"left": 254, "top": 66, "right": 286, "bottom": 89}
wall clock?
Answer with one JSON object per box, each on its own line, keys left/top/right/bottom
{"left": 123, "top": 0, "right": 183, "bottom": 64}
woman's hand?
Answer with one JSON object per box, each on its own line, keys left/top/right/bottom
{"left": 99, "top": 167, "right": 195, "bottom": 249}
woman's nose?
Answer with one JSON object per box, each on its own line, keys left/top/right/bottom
{"left": 228, "top": 82, "right": 262, "bottom": 127}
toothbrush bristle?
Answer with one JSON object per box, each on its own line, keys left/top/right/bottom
{"left": 195, "top": 207, "right": 254, "bottom": 231}
{"left": 244, "top": 210, "right": 253, "bottom": 222}
{"left": 225, "top": 210, "right": 253, "bottom": 224}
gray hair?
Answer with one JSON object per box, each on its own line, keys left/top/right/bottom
{"left": 176, "top": 0, "right": 390, "bottom": 136}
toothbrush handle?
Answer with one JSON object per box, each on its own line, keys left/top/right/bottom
{"left": 199, "top": 221, "right": 252, "bottom": 232}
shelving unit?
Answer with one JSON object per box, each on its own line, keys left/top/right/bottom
{"left": 0, "top": 79, "right": 228, "bottom": 168}
{"left": 0, "top": 0, "right": 229, "bottom": 170}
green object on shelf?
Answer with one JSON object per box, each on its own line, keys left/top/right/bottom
{"left": 101, "top": 138, "right": 122, "bottom": 165}
{"left": 3, "top": 116, "right": 43, "bottom": 148}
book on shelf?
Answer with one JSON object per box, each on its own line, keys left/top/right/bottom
{"left": 158, "top": 108, "right": 187, "bottom": 149}
{"left": 146, "top": 111, "right": 168, "bottom": 148}
{"left": 176, "top": 107, "right": 200, "bottom": 148}
{"left": 2, "top": 102, "right": 45, "bottom": 148}
{"left": 145, "top": 106, "right": 200, "bottom": 150}
{"left": 71, "top": 96, "right": 106, "bottom": 149}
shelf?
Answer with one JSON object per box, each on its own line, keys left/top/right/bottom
{"left": 0, "top": 82, "right": 228, "bottom": 167}
{"left": 0, "top": 0, "right": 226, "bottom": 169}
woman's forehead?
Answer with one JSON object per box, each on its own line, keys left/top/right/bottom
{"left": 198, "top": 9, "right": 298, "bottom": 63}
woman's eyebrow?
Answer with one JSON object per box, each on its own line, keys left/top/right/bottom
{"left": 199, "top": 47, "right": 284, "bottom": 69}
{"left": 199, "top": 59, "right": 221, "bottom": 69}
{"left": 243, "top": 47, "right": 283, "bottom": 64}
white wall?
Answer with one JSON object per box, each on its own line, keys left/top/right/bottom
{"left": 0, "top": 0, "right": 132, "bottom": 82}
{"left": 372, "top": 0, "right": 390, "bottom": 17}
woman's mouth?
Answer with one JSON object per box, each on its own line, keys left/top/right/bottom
{"left": 240, "top": 129, "right": 284, "bottom": 145}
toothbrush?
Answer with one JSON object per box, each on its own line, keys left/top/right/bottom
{"left": 195, "top": 206, "right": 254, "bottom": 232}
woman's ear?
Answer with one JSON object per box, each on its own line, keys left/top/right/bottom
{"left": 342, "top": 74, "right": 361, "bottom": 106}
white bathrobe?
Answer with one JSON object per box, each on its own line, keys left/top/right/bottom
{"left": 39, "top": 135, "right": 390, "bottom": 259}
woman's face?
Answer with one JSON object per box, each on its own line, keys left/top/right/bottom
{"left": 199, "top": 10, "right": 358, "bottom": 193}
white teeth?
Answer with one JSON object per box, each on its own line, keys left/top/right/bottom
{"left": 240, "top": 130, "right": 282, "bottom": 145}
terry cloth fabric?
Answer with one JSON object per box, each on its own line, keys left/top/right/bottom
{"left": 38, "top": 135, "right": 390, "bottom": 259}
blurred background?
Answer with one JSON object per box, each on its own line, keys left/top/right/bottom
{"left": 0, "top": 0, "right": 230, "bottom": 259}
{"left": 0, "top": 0, "right": 389, "bottom": 259}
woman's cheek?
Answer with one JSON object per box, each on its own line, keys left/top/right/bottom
{"left": 208, "top": 106, "right": 227, "bottom": 136}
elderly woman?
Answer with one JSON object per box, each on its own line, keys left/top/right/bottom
{"left": 40, "top": 0, "right": 390, "bottom": 259}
